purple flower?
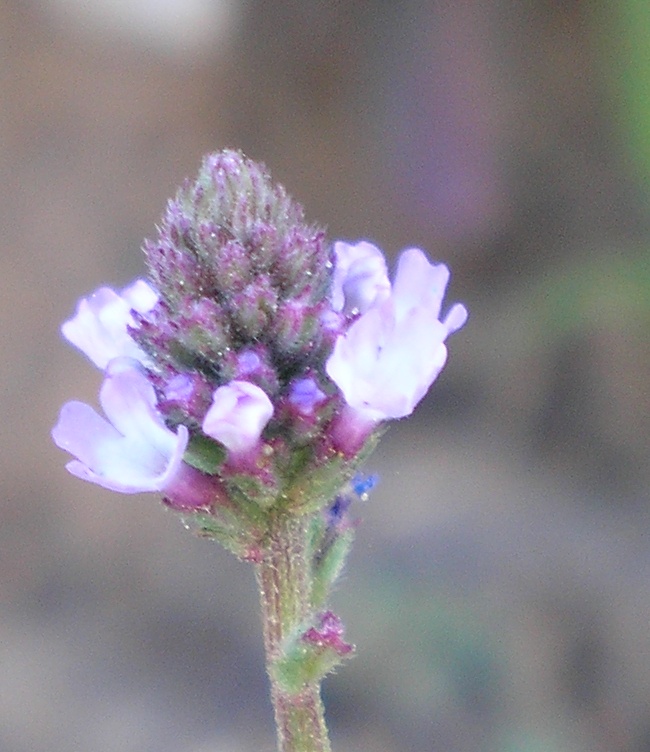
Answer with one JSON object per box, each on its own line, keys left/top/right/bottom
{"left": 62, "top": 279, "right": 158, "bottom": 369}
{"left": 280, "top": 376, "right": 330, "bottom": 439}
{"left": 159, "top": 372, "right": 214, "bottom": 424}
{"left": 330, "top": 241, "right": 391, "bottom": 314}
{"left": 202, "top": 380, "right": 273, "bottom": 454}
{"left": 52, "top": 357, "right": 189, "bottom": 495}
{"left": 288, "top": 377, "right": 327, "bottom": 416}
{"left": 326, "top": 247, "right": 467, "bottom": 426}
{"left": 221, "top": 346, "right": 279, "bottom": 395}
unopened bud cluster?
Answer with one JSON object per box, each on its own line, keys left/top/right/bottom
{"left": 136, "top": 152, "right": 333, "bottom": 388}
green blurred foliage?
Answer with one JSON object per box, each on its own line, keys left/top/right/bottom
{"left": 611, "top": 0, "right": 650, "bottom": 182}
{"left": 537, "top": 250, "right": 650, "bottom": 336}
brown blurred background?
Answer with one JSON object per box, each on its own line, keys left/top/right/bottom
{"left": 2, "top": 1, "right": 650, "bottom": 750}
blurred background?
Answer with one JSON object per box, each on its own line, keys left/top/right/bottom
{"left": 2, "top": 1, "right": 650, "bottom": 750}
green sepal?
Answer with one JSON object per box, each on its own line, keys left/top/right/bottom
{"left": 306, "top": 513, "right": 327, "bottom": 563}
{"left": 285, "top": 430, "right": 384, "bottom": 515}
{"left": 227, "top": 473, "right": 279, "bottom": 509}
{"left": 285, "top": 456, "right": 349, "bottom": 515}
{"left": 310, "top": 527, "right": 355, "bottom": 610}
{"left": 183, "top": 434, "right": 226, "bottom": 475}
{"left": 186, "top": 510, "right": 260, "bottom": 559}
{"left": 271, "top": 630, "right": 352, "bottom": 696}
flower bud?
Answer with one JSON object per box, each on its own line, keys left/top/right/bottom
{"left": 302, "top": 611, "right": 353, "bottom": 657}
{"left": 271, "top": 611, "right": 353, "bottom": 695}
{"left": 158, "top": 371, "right": 214, "bottom": 425}
{"left": 202, "top": 380, "right": 274, "bottom": 455}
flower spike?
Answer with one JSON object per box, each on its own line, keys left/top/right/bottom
{"left": 52, "top": 150, "right": 468, "bottom": 752}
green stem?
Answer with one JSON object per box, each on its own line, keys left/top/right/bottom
{"left": 256, "top": 512, "right": 332, "bottom": 752}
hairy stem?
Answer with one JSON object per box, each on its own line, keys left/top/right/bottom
{"left": 256, "top": 512, "right": 331, "bottom": 752}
